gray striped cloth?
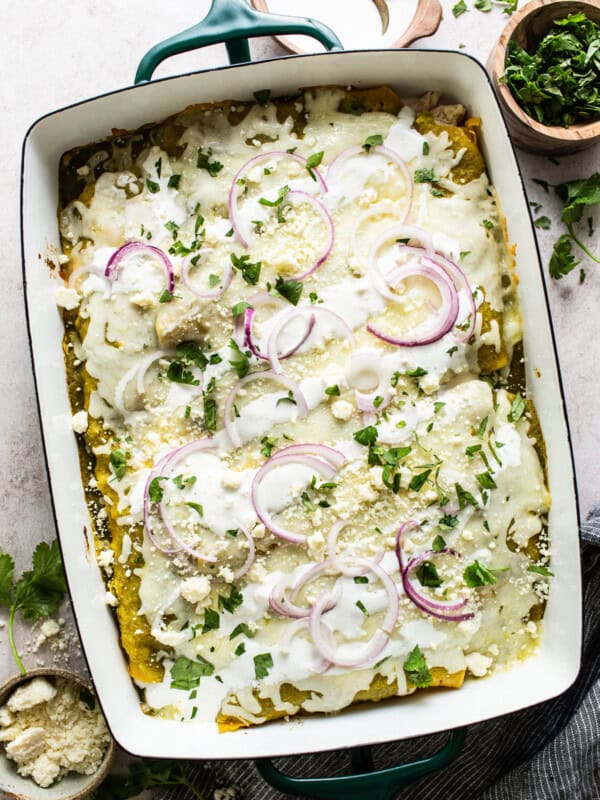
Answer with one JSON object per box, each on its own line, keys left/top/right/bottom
{"left": 160, "top": 507, "right": 600, "bottom": 800}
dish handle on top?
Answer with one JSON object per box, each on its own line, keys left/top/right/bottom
{"left": 135, "top": 0, "right": 343, "bottom": 82}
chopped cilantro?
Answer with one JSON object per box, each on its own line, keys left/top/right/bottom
{"left": 196, "top": 147, "right": 223, "bottom": 176}
{"left": 362, "top": 134, "right": 383, "bottom": 152}
{"left": 148, "top": 476, "right": 166, "bottom": 503}
{"left": 230, "top": 253, "right": 261, "bottom": 285}
{"left": 416, "top": 560, "right": 442, "bottom": 588}
{"left": 527, "top": 565, "right": 554, "bottom": 577}
{"left": 432, "top": 534, "right": 447, "bottom": 552}
{"left": 414, "top": 168, "right": 436, "bottom": 183}
{"left": 409, "top": 469, "right": 431, "bottom": 492}
{"left": 403, "top": 645, "right": 432, "bottom": 688}
{"left": 463, "top": 560, "right": 497, "bottom": 587}
{"left": 306, "top": 151, "right": 324, "bottom": 180}
{"left": 274, "top": 274, "right": 303, "bottom": 305}
{"left": 202, "top": 607, "right": 220, "bottom": 633}
{"left": 185, "top": 502, "right": 204, "bottom": 517}
{"left": 230, "top": 622, "right": 255, "bottom": 639}
{"left": 254, "top": 652, "right": 274, "bottom": 679}
{"left": 218, "top": 587, "right": 243, "bottom": 614}
{"left": 170, "top": 656, "right": 214, "bottom": 690}
{"left": 508, "top": 393, "right": 526, "bottom": 422}
{"left": 109, "top": 449, "right": 127, "bottom": 481}
{"left": 455, "top": 482, "right": 478, "bottom": 509}
{"left": 146, "top": 178, "right": 160, "bottom": 194}
{"left": 325, "top": 384, "right": 340, "bottom": 396}
{"left": 228, "top": 339, "right": 250, "bottom": 379}
{"left": 453, "top": 0, "right": 467, "bottom": 15}
{"left": 438, "top": 514, "right": 458, "bottom": 531}
{"left": 353, "top": 426, "right": 378, "bottom": 446}
{"left": 167, "top": 174, "right": 181, "bottom": 189}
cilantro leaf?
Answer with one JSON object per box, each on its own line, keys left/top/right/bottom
{"left": 414, "top": 168, "right": 436, "bottom": 183}
{"left": 528, "top": 565, "right": 554, "bottom": 577}
{"left": 362, "top": 134, "right": 383, "bottom": 152}
{"left": 463, "top": 560, "right": 497, "bottom": 587}
{"left": 254, "top": 652, "right": 274, "bottom": 679}
{"left": 508, "top": 393, "right": 526, "bottom": 422}
{"left": 274, "top": 275, "right": 303, "bottom": 306}
{"left": 452, "top": 0, "right": 468, "bottom": 17}
{"left": 549, "top": 234, "right": 580, "bottom": 278}
{"left": 170, "top": 656, "right": 214, "bottom": 690}
{"left": 196, "top": 147, "right": 223, "bottom": 177}
{"left": 416, "top": 561, "right": 442, "bottom": 588}
{"left": 353, "top": 426, "right": 378, "bottom": 446}
{"left": 0, "top": 549, "right": 15, "bottom": 607}
{"left": 306, "top": 151, "right": 324, "bottom": 180}
{"left": 109, "top": 449, "right": 127, "bottom": 481}
{"left": 230, "top": 253, "right": 261, "bottom": 285}
{"left": 228, "top": 339, "right": 250, "bottom": 379}
{"left": 148, "top": 477, "right": 166, "bottom": 504}
{"left": 403, "top": 645, "right": 432, "bottom": 688}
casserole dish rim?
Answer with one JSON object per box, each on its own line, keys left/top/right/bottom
{"left": 20, "top": 47, "right": 582, "bottom": 760}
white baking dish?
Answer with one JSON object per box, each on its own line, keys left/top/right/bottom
{"left": 21, "top": 47, "right": 581, "bottom": 760}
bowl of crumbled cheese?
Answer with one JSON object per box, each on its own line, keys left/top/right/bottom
{"left": 0, "top": 668, "right": 115, "bottom": 799}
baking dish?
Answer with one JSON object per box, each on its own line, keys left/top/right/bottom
{"left": 21, "top": 0, "right": 580, "bottom": 775}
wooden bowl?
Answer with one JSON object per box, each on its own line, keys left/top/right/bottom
{"left": 0, "top": 668, "right": 115, "bottom": 800}
{"left": 488, "top": 0, "right": 600, "bottom": 154}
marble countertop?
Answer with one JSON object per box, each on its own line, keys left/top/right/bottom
{"left": 0, "top": 0, "right": 598, "bottom": 727}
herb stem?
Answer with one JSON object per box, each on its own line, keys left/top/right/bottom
{"left": 8, "top": 605, "right": 26, "bottom": 676}
{"left": 180, "top": 774, "right": 207, "bottom": 800}
{"left": 568, "top": 225, "right": 600, "bottom": 265}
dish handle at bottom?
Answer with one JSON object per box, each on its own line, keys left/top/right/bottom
{"left": 254, "top": 727, "right": 467, "bottom": 800}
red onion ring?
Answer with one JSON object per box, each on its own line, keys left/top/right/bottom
{"left": 234, "top": 291, "right": 315, "bottom": 361}
{"left": 282, "top": 190, "right": 335, "bottom": 279}
{"left": 350, "top": 203, "right": 411, "bottom": 269}
{"left": 326, "top": 145, "right": 413, "bottom": 214}
{"left": 181, "top": 249, "right": 233, "bottom": 300}
{"left": 228, "top": 152, "right": 327, "bottom": 247}
{"left": 144, "top": 439, "right": 218, "bottom": 560}
{"left": 232, "top": 528, "right": 256, "bottom": 581}
{"left": 104, "top": 243, "right": 174, "bottom": 293}
{"left": 270, "top": 561, "right": 340, "bottom": 619}
{"left": 114, "top": 349, "right": 176, "bottom": 415}
{"left": 424, "top": 254, "right": 477, "bottom": 343}
{"left": 308, "top": 556, "right": 399, "bottom": 668}
{"left": 346, "top": 348, "right": 391, "bottom": 415}
{"left": 67, "top": 264, "right": 109, "bottom": 290}
{"left": 252, "top": 454, "right": 338, "bottom": 544}
{"left": 224, "top": 370, "right": 308, "bottom": 449}
{"left": 267, "top": 306, "right": 355, "bottom": 375}
{"left": 271, "top": 443, "right": 346, "bottom": 470}
{"left": 327, "top": 520, "right": 384, "bottom": 576}
{"left": 367, "top": 260, "right": 459, "bottom": 347}
{"left": 395, "top": 522, "right": 474, "bottom": 621}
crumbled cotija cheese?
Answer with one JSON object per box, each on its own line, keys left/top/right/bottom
{"left": 0, "top": 677, "right": 110, "bottom": 788}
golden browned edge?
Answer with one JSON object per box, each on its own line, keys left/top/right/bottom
{"left": 58, "top": 85, "right": 541, "bottom": 729}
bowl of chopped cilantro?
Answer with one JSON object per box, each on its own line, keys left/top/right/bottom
{"left": 488, "top": 0, "right": 600, "bottom": 153}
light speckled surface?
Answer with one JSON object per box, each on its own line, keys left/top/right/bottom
{"left": 0, "top": 0, "right": 597, "bottom": 712}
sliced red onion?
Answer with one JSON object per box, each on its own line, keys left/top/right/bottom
{"left": 283, "top": 190, "right": 335, "bottom": 279}
{"left": 326, "top": 145, "right": 413, "bottom": 215}
{"left": 346, "top": 348, "right": 391, "bottom": 415}
{"left": 235, "top": 291, "right": 315, "bottom": 361}
{"left": 67, "top": 264, "right": 109, "bottom": 290}
{"left": 114, "top": 349, "right": 177, "bottom": 416}
{"left": 367, "top": 260, "right": 459, "bottom": 347}
{"left": 104, "top": 243, "right": 174, "bottom": 293}
{"left": 395, "top": 523, "right": 473, "bottom": 621}
{"left": 308, "top": 556, "right": 399, "bottom": 668}
{"left": 144, "top": 438, "right": 218, "bottom": 560}
{"left": 327, "top": 520, "right": 384, "bottom": 576}
{"left": 271, "top": 443, "right": 346, "bottom": 470}
{"left": 229, "top": 151, "right": 327, "bottom": 247}
{"left": 181, "top": 249, "right": 232, "bottom": 300}
{"left": 424, "top": 254, "right": 476, "bottom": 343}
{"left": 278, "top": 617, "right": 331, "bottom": 673}
{"left": 252, "top": 454, "right": 338, "bottom": 544}
{"left": 270, "top": 561, "right": 339, "bottom": 619}
{"left": 267, "top": 306, "right": 355, "bottom": 374}
{"left": 232, "top": 528, "right": 255, "bottom": 581}
{"left": 224, "top": 370, "right": 308, "bottom": 449}
{"left": 351, "top": 202, "right": 411, "bottom": 268}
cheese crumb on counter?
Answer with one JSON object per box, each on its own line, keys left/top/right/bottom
{"left": 0, "top": 676, "right": 110, "bottom": 788}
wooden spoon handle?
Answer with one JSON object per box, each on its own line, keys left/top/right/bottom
{"left": 395, "top": 0, "right": 442, "bottom": 47}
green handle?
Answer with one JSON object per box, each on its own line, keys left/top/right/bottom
{"left": 255, "top": 728, "right": 466, "bottom": 800}
{"left": 135, "top": 0, "right": 343, "bottom": 83}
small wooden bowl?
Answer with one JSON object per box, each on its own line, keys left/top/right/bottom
{"left": 488, "top": 0, "right": 600, "bottom": 154}
{"left": 0, "top": 668, "right": 115, "bottom": 800}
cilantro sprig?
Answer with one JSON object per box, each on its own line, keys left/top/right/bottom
{"left": 90, "top": 759, "right": 207, "bottom": 800}
{"left": 0, "top": 540, "right": 67, "bottom": 675}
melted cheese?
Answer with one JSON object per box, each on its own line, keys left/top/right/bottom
{"left": 57, "top": 87, "right": 549, "bottom": 730}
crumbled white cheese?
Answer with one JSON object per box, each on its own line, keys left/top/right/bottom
{"left": 104, "top": 591, "right": 118, "bottom": 607}
{"left": 118, "top": 533, "right": 132, "bottom": 564}
{"left": 465, "top": 652, "right": 493, "bottom": 677}
{"left": 181, "top": 576, "right": 211, "bottom": 604}
{"left": 0, "top": 677, "right": 110, "bottom": 788}
{"left": 54, "top": 286, "right": 81, "bottom": 310}
{"left": 331, "top": 400, "right": 354, "bottom": 421}
{"left": 97, "top": 549, "right": 114, "bottom": 569}
{"left": 218, "top": 566, "right": 235, "bottom": 584}
{"left": 71, "top": 410, "right": 89, "bottom": 433}
{"left": 7, "top": 678, "right": 56, "bottom": 712}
